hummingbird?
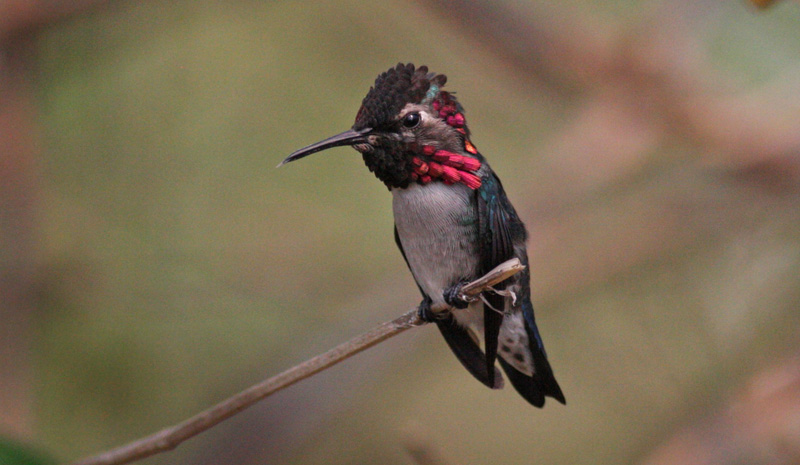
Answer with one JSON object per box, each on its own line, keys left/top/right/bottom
{"left": 280, "top": 63, "right": 565, "bottom": 407}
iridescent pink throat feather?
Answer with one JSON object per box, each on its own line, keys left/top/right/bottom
{"left": 409, "top": 145, "right": 482, "bottom": 189}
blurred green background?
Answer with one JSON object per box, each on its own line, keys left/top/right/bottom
{"left": 2, "top": 1, "right": 800, "bottom": 464}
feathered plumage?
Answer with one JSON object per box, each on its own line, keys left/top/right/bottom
{"left": 282, "top": 63, "right": 565, "bottom": 407}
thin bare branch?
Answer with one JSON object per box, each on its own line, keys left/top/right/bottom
{"left": 69, "top": 259, "right": 524, "bottom": 465}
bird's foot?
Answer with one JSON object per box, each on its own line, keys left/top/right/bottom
{"left": 444, "top": 281, "right": 472, "bottom": 309}
{"left": 417, "top": 297, "right": 450, "bottom": 323}
{"left": 417, "top": 298, "right": 436, "bottom": 322}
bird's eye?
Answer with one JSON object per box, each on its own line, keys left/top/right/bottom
{"left": 402, "top": 112, "right": 421, "bottom": 128}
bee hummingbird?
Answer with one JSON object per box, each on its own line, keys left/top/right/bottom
{"left": 280, "top": 63, "right": 565, "bottom": 407}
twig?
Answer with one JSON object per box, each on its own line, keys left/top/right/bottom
{"left": 70, "top": 259, "right": 524, "bottom": 465}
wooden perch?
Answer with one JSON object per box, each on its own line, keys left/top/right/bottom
{"left": 70, "top": 258, "right": 525, "bottom": 465}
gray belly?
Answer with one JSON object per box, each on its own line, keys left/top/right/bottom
{"left": 394, "top": 183, "right": 536, "bottom": 376}
{"left": 392, "top": 182, "right": 480, "bottom": 307}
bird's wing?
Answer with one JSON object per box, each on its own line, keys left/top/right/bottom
{"left": 475, "top": 171, "right": 519, "bottom": 386}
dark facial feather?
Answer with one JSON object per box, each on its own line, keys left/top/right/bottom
{"left": 354, "top": 63, "right": 471, "bottom": 190}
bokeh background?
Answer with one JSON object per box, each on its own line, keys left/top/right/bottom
{"left": 2, "top": 1, "right": 800, "bottom": 464}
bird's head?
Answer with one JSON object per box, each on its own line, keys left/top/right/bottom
{"left": 280, "top": 63, "right": 482, "bottom": 190}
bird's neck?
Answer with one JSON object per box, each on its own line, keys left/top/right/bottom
{"left": 405, "top": 143, "right": 482, "bottom": 190}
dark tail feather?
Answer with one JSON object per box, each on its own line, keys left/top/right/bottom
{"left": 435, "top": 315, "right": 503, "bottom": 389}
{"left": 498, "top": 358, "right": 543, "bottom": 407}
{"left": 499, "top": 319, "right": 565, "bottom": 407}
{"left": 483, "top": 292, "right": 504, "bottom": 388}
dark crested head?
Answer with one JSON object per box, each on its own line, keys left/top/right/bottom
{"left": 281, "top": 63, "right": 482, "bottom": 190}
{"left": 352, "top": 63, "right": 444, "bottom": 131}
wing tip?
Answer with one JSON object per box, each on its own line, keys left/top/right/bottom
{"left": 498, "top": 357, "right": 566, "bottom": 408}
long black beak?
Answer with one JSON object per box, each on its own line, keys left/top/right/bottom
{"left": 278, "top": 127, "right": 371, "bottom": 167}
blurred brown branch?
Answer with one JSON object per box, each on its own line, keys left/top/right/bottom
{"left": 413, "top": 0, "right": 800, "bottom": 308}
{"left": 0, "top": 0, "right": 115, "bottom": 439}
{"left": 69, "top": 260, "right": 524, "bottom": 465}
{"left": 0, "top": 0, "right": 114, "bottom": 440}
{"left": 0, "top": 0, "right": 112, "bottom": 40}
{"left": 403, "top": 432, "right": 454, "bottom": 465}
{"left": 418, "top": 0, "right": 800, "bottom": 189}
{"left": 642, "top": 356, "right": 800, "bottom": 465}
{"left": 750, "top": 0, "right": 781, "bottom": 8}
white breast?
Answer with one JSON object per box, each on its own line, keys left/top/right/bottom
{"left": 392, "top": 182, "right": 480, "bottom": 307}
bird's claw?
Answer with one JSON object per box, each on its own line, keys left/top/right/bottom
{"left": 444, "top": 281, "right": 472, "bottom": 309}
{"left": 417, "top": 298, "right": 439, "bottom": 322}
